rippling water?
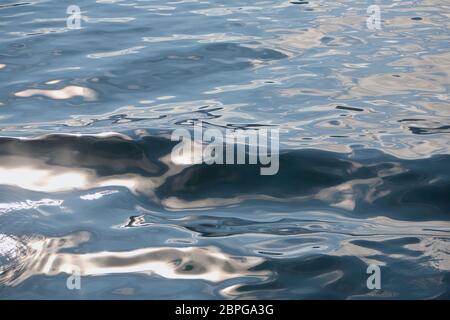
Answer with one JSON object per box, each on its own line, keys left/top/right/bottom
{"left": 1, "top": 0, "right": 450, "bottom": 299}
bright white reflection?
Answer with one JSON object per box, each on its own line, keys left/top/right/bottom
{"left": 0, "top": 167, "right": 88, "bottom": 192}
{"left": 0, "top": 232, "right": 269, "bottom": 286}
{"left": 15, "top": 86, "right": 97, "bottom": 101}
{"left": 0, "top": 198, "right": 63, "bottom": 214}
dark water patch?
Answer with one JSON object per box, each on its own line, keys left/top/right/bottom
{"left": 0, "top": 2, "right": 31, "bottom": 9}
{"left": 336, "top": 105, "right": 364, "bottom": 112}
{"left": 409, "top": 125, "right": 450, "bottom": 135}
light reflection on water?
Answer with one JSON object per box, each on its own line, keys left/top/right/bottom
{"left": 0, "top": 0, "right": 450, "bottom": 299}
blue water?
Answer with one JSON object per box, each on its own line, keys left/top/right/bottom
{"left": 1, "top": 0, "right": 450, "bottom": 299}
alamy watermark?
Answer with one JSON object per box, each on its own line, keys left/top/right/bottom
{"left": 366, "top": 264, "right": 381, "bottom": 290}
{"left": 66, "top": 4, "right": 381, "bottom": 32}
{"left": 66, "top": 265, "right": 81, "bottom": 290}
{"left": 171, "top": 122, "right": 279, "bottom": 175}
{"left": 66, "top": 5, "right": 82, "bottom": 30}
{"left": 367, "top": 5, "right": 381, "bottom": 30}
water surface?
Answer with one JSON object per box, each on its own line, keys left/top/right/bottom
{"left": 0, "top": 0, "right": 450, "bottom": 299}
